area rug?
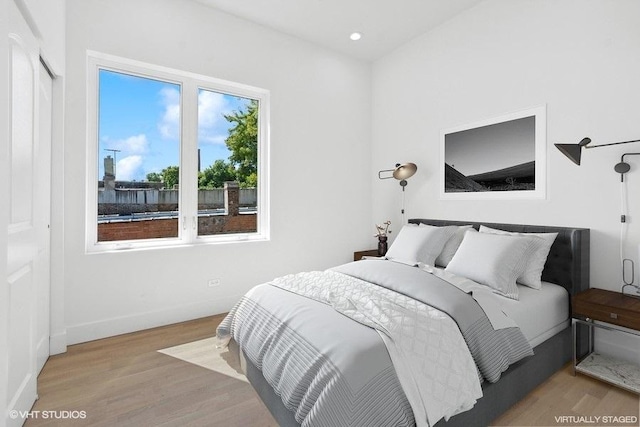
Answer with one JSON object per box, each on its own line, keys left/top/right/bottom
{"left": 158, "top": 336, "right": 248, "bottom": 383}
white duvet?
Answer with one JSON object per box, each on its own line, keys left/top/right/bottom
{"left": 271, "top": 270, "right": 483, "bottom": 427}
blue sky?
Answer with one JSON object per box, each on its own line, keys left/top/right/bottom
{"left": 98, "top": 69, "right": 252, "bottom": 181}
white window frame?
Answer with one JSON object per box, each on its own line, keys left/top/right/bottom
{"left": 86, "top": 51, "right": 270, "bottom": 253}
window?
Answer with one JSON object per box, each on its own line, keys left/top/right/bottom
{"left": 87, "top": 52, "right": 269, "bottom": 252}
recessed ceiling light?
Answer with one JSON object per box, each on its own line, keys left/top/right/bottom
{"left": 350, "top": 32, "right": 362, "bottom": 41}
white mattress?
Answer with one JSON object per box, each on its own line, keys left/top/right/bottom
{"left": 498, "top": 281, "right": 569, "bottom": 348}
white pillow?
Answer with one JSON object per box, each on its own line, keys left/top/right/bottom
{"left": 431, "top": 225, "right": 476, "bottom": 267}
{"left": 385, "top": 225, "right": 456, "bottom": 266}
{"left": 445, "top": 231, "right": 534, "bottom": 300}
{"left": 479, "top": 225, "right": 557, "bottom": 290}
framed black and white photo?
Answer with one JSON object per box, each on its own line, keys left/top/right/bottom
{"left": 440, "top": 106, "right": 546, "bottom": 200}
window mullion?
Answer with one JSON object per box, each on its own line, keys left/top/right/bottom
{"left": 180, "top": 81, "right": 199, "bottom": 243}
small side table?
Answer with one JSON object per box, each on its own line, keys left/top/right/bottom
{"left": 572, "top": 288, "right": 640, "bottom": 394}
{"left": 353, "top": 249, "right": 379, "bottom": 261}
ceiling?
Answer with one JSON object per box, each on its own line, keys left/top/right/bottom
{"left": 194, "top": 0, "right": 485, "bottom": 61}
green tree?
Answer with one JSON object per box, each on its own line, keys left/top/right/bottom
{"left": 146, "top": 172, "right": 162, "bottom": 182}
{"left": 224, "top": 100, "right": 258, "bottom": 188}
{"left": 162, "top": 165, "right": 179, "bottom": 189}
{"left": 243, "top": 171, "right": 257, "bottom": 188}
{"left": 198, "top": 159, "right": 236, "bottom": 189}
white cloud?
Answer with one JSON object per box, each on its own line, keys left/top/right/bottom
{"left": 158, "top": 87, "right": 180, "bottom": 140}
{"left": 117, "top": 155, "right": 143, "bottom": 181}
{"left": 203, "top": 134, "right": 226, "bottom": 145}
{"left": 198, "top": 90, "right": 230, "bottom": 145}
{"left": 103, "top": 134, "right": 149, "bottom": 155}
{"left": 122, "top": 134, "right": 149, "bottom": 154}
{"left": 198, "top": 90, "right": 226, "bottom": 127}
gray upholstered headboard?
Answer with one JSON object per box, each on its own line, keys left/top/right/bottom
{"left": 408, "top": 219, "right": 590, "bottom": 297}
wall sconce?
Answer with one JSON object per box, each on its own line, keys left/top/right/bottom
{"left": 555, "top": 137, "right": 640, "bottom": 181}
{"left": 556, "top": 137, "right": 640, "bottom": 296}
{"left": 378, "top": 163, "right": 417, "bottom": 223}
{"left": 622, "top": 258, "right": 638, "bottom": 298}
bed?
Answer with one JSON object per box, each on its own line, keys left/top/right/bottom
{"left": 218, "top": 219, "right": 590, "bottom": 427}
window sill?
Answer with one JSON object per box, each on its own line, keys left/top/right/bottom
{"left": 86, "top": 233, "right": 269, "bottom": 254}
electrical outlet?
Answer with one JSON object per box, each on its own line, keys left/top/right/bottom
{"left": 208, "top": 278, "right": 221, "bottom": 287}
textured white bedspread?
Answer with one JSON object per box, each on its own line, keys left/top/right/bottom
{"left": 271, "top": 270, "right": 483, "bottom": 427}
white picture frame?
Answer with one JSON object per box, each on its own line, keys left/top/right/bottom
{"left": 440, "top": 105, "right": 546, "bottom": 200}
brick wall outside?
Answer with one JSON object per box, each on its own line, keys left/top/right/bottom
{"left": 198, "top": 213, "right": 257, "bottom": 235}
{"left": 98, "top": 213, "right": 256, "bottom": 242}
{"left": 98, "top": 218, "right": 178, "bottom": 241}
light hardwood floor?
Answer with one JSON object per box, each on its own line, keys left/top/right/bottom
{"left": 29, "top": 316, "right": 639, "bottom": 426}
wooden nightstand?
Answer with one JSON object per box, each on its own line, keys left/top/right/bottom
{"left": 572, "top": 288, "right": 640, "bottom": 394}
{"left": 353, "top": 249, "right": 379, "bottom": 261}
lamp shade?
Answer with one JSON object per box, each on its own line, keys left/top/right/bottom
{"left": 554, "top": 144, "right": 583, "bottom": 165}
{"left": 393, "top": 163, "right": 417, "bottom": 180}
{"left": 554, "top": 137, "right": 591, "bottom": 166}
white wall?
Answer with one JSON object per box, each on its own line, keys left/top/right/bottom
{"left": 64, "top": 0, "right": 372, "bottom": 344}
{"left": 372, "top": 0, "right": 640, "bottom": 360}
{"left": 1, "top": 2, "right": 10, "bottom": 425}
{"left": 20, "top": 0, "right": 65, "bottom": 74}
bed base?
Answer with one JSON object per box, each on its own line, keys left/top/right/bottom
{"left": 246, "top": 359, "right": 300, "bottom": 427}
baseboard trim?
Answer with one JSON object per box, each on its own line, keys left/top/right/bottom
{"left": 66, "top": 295, "right": 241, "bottom": 345}
{"left": 8, "top": 372, "right": 36, "bottom": 427}
{"left": 49, "top": 331, "right": 67, "bottom": 355}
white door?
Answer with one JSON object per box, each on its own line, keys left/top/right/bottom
{"left": 35, "top": 62, "right": 52, "bottom": 374}
{"left": 7, "top": 0, "right": 41, "bottom": 423}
